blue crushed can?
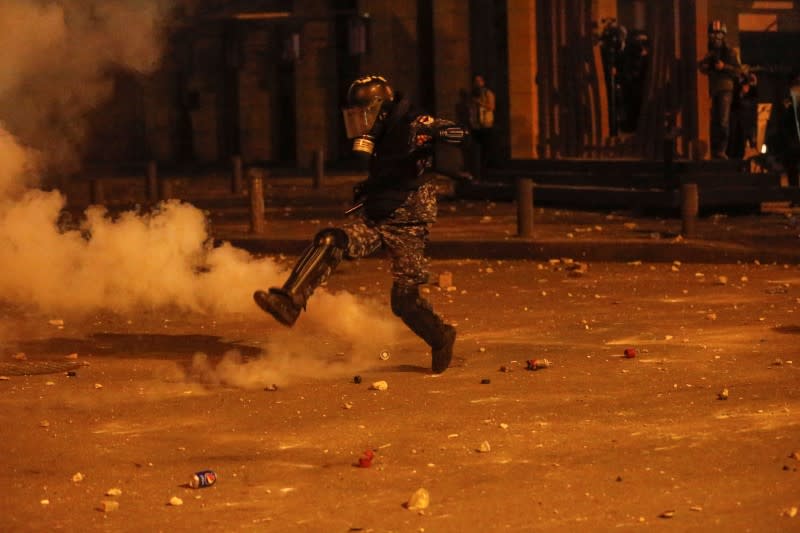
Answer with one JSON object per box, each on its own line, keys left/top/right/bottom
{"left": 189, "top": 470, "right": 217, "bottom": 489}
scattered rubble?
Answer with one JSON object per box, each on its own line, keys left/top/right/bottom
{"left": 100, "top": 500, "right": 119, "bottom": 512}
{"left": 370, "top": 381, "right": 388, "bottom": 391}
{"left": 526, "top": 359, "right": 552, "bottom": 370}
{"left": 357, "top": 450, "right": 375, "bottom": 468}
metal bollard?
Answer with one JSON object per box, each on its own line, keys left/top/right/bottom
{"left": 146, "top": 160, "right": 159, "bottom": 202}
{"left": 312, "top": 148, "right": 324, "bottom": 189}
{"left": 249, "top": 168, "right": 266, "bottom": 234}
{"left": 516, "top": 177, "right": 535, "bottom": 237}
{"left": 680, "top": 183, "right": 699, "bottom": 238}
{"left": 90, "top": 179, "right": 104, "bottom": 205}
{"left": 231, "top": 155, "right": 243, "bottom": 194}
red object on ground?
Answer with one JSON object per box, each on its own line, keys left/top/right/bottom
{"left": 623, "top": 348, "right": 637, "bottom": 358}
{"left": 358, "top": 450, "right": 375, "bottom": 468}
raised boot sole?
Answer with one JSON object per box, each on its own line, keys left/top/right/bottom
{"left": 253, "top": 289, "right": 300, "bottom": 327}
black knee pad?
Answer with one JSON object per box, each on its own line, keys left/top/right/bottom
{"left": 314, "top": 227, "right": 348, "bottom": 249}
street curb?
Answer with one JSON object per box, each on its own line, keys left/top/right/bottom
{"left": 217, "top": 236, "right": 800, "bottom": 265}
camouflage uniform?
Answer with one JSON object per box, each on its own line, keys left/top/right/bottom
{"left": 343, "top": 182, "right": 437, "bottom": 287}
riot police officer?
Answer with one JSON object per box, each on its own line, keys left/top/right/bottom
{"left": 699, "top": 20, "right": 741, "bottom": 159}
{"left": 253, "top": 75, "right": 469, "bottom": 374}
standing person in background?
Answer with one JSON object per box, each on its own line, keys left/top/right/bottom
{"left": 699, "top": 20, "right": 741, "bottom": 159}
{"left": 727, "top": 66, "right": 759, "bottom": 159}
{"left": 620, "top": 29, "right": 650, "bottom": 134}
{"left": 768, "top": 73, "right": 800, "bottom": 187}
{"left": 469, "top": 73, "right": 495, "bottom": 180}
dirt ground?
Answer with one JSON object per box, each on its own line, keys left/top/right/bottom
{"left": 1, "top": 258, "right": 799, "bottom": 532}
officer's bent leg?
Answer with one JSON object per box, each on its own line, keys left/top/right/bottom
{"left": 253, "top": 227, "right": 348, "bottom": 327}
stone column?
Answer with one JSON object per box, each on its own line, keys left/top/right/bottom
{"left": 432, "top": 0, "right": 470, "bottom": 120}
{"left": 359, "top": 1, "right": 419, "bottom": 105}
{"left": 694, "top": 0, "right": 710, "bottom": 158}
{"left": 507, "top": 0, "right": 538, "bottom": 158}
{"left": 293, "top": 1, "right": 338, "bottom": 169}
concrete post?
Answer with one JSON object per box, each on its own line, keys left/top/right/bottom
{"left": 231, "top": 155, "right": 244, "bottom": 194}
{"left": 680, "top": 182, "right": 699, "bottom": 238}
{"left": 516, "top": 177, "right": 535, "bottom": 237}
{"left": 312, "top": 147, "right": 324, "bottom": 189}
{"left": 249, "top": 168, "right": 266, "bottom": 234}
{"left": 90, "top": 179, "right": 104, "bottom": 205}
{"left": 146, "top": 160, "right": 159, "bottom": 202}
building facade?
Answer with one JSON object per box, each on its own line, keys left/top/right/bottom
{"left": 82, "top": 0, "right": 800, "bottom": 170}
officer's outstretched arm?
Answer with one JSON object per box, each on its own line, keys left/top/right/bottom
{"left": 411, "top": 115, "right": 469, "bottom": 149}
{"left": 430, "top": 117, "right": 469, "bottom": 144}
{"left": 437, "top": 124, "right": 469, "bottom": 144}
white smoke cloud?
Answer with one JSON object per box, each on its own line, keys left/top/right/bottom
{"left": 191, "top": 291, "right": 400, "bottom": 389}
{"left": 0, "top": 0, "right": 171, "bottom": 174}
{"left": 0, "top": 0, "right": 402, "bottom": 385}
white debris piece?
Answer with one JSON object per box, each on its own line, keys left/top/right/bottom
{"left": 406, "top": 488, "right": 430, "bottom": 511}
{"left": 101, "top": 500, "right": 119, "bottom": 512}
{"left": 370, "top": 381, "right": 388, "bottom": 391}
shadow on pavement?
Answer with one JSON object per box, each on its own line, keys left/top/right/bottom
{"left": 773, "top": 325, "right": 800, "bottom": 335}
{"left": 12, "top": 332, "right": 263, "bottom": 359}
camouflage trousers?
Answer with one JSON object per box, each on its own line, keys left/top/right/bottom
{"left": 342, "top": 183, "right": 437, "bottom": 287}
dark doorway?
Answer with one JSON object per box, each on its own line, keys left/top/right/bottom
{"left": 469, "top": 0, "right": 509, "bottom": 163}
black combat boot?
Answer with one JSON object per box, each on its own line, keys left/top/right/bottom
{"left": 390, "top": 283, "right": 457, "bottom": 373}
{"left": 254, "top": 228, "right": 348, "bottom": 327}
{"left": 431, "top": 324, "right": 456, "bottom": 374}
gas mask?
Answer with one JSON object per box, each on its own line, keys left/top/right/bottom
{"left": 341, "top": 75, "right": 395, "bottom": 157}
{"left": 342, "top": 99, "right": 388, "bottom": 157}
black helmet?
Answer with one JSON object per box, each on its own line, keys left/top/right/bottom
{"left": 708, "top": 20, "right": 727, "bottom": 35}
{"left": 708, "top": 20, "right": 727, "bottom": 48}
{"left": 342, "top": 75, "right": 394, "bottom": 139}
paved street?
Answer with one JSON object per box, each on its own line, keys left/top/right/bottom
{"left": 2, "top": 252, "right": 799, "bottom": 531}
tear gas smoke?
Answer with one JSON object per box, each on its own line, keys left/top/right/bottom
{"left": 0, "top": 1, "right": 401, "bottom": 385}
{"left": 0, "top": 0, "right": 171, "bottom": 174}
